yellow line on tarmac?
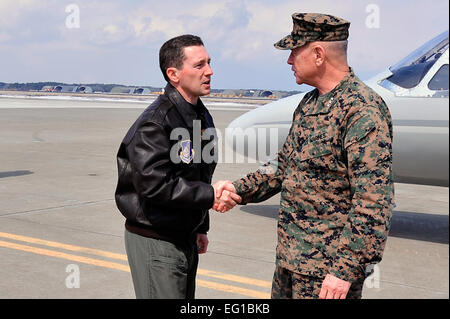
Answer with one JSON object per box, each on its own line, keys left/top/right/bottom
{"left": 197, "top": 269, "right": 271, "bottom": 288}
{"left": 0, "top": 231, "right": 271, "bottom": 289}
{"left": 0, "top": 231, "right": 127, "bottom": 261}
{"left": 0, "top": 239, "right": 130, "bottom": 272}
{"left": 197, "top": 279, "right": 269, "bottom": 299}
{"left": 0, "top": 232, "right": 271, "bottom": 298}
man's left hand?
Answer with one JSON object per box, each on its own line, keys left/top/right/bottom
{"left": 319, "top": 274, "right": 351, "bottom": 299}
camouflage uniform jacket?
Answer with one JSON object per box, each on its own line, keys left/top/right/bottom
{"left": 233, "top": 69, "right": 394, "bottom": 282}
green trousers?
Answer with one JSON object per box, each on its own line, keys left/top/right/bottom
{"left": 271, "top": 265, "right": 364, "bottom": 299}
{"left": 124, "top": 229, "right": 198, "bottom": 299}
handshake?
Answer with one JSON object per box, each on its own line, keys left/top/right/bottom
{"left": 212, "top": 180, "right": 242, "bottom": 213}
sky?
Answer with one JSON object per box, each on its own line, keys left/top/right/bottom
{"left": 0, "top": 0, "right": 448, "bottom": 91}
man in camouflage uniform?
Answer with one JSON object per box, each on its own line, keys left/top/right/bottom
{"left": 214, "top": 13, "right": 394, "bottom": 299}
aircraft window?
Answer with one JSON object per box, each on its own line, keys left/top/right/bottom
{"left": 386, "top": 30, "right": 448, "bottom": 89}
{"left": 386, "top": 60, "right": 435, "bottom": 89}
{"left": 428, "top": 64, "right": 449, "bottom": 91}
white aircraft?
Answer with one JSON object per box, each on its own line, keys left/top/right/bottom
{"left": 226, "top": 30, "right": 449, "bottom": 187}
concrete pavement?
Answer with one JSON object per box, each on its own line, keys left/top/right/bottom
{"left": 0, "top": 97, "right": 448, "bottom": 299}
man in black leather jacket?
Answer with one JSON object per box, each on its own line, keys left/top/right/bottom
{"left": 115, "top": 34, "right": 240, "bottom": 298}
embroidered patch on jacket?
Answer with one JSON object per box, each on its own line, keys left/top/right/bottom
{"left": 180, "top": 140, "right": 194, "bottom": 164}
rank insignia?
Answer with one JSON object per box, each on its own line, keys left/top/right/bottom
{"left": 180, "top": 140, "right": 194, "bottom": 164}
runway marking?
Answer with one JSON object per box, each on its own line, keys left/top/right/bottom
{"left": 197, "top": 269, "right": 271, "bottom": 288}
{"left": 0, "top": 239, "right": 130, "bottom": 272}
{"left": 0, "top": 232, "right": 271, "bottom": 298}
{"left": 0, "top": 231, "right": 127, "bottom": 260}
{"left": 196, "top": 279, "right": 269, "bottom": 299}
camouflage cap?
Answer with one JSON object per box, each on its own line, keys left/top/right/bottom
{"left": 274, "top": 13, "right": 350, "bottom": 50}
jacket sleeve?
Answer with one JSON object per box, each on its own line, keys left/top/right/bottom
{"left": 127, "top": 121, "right": 215, "bottom": 210}
{"left": 196, "top": 213, "right": 210, "bottom": 234}
{"left": 330, "top": 105, "right": 394, "bottom": 282}
{"left": 232, "top": 125, "right": 294, "bottom": 204}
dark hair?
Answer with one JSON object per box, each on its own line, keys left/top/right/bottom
{"left": 159, "top": 34, "right": 204, "bottom": 83}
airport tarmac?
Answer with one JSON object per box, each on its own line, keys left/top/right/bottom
{"left": 0, "top": 96, "right": 448, "bottom": 299}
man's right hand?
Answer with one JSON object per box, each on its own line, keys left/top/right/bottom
{"left": 212, "top": 180, "right": 241, "bottom": 213}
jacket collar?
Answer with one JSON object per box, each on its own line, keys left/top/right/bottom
{"left": 164, "top": 83, "right": 207, "bottom": 128}
{"left": 304, "top": 67, "right": 356, "bottom": 116}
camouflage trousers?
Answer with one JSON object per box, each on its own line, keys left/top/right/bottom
{"left": 271, "top": 265, "right": 364, "bottom": 299}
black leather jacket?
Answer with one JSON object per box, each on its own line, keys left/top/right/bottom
{"left": 115, "top": 84, "right": 217, "bottom": 242}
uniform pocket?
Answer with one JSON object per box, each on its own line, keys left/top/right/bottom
{"left": 297, "top": 139, "right": 338, "bottom": 171}
{"left": 149, "top": 239, "right": 188, "bottom": 272}
{"left": 300, "top": 140, "right": 333, "bottom": 161}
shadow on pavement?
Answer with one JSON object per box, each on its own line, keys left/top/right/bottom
{"left": 0, "top": 170, "right": 34, "bottom": 179}
{"left": 240, "top": 205, "right": 449, "bottom": 244}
